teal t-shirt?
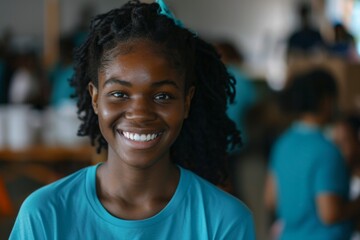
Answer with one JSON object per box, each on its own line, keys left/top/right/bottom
{"left": 270, "top": 122, "right": 352, "bottom": 240}
{"left": 49, "top": 64, "right": 75, "bottom": 107}
{"left": 10, "top": 165, "right": 255, "bottom": 239}
{"left": 226, "top": 65, "right": 257, "bottom": 146}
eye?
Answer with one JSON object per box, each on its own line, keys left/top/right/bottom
{"left": 109, "top": 91, "right": 128, "bottom": 99}
{"left": 154, "top": 93, "right": 173, "bottom": 101}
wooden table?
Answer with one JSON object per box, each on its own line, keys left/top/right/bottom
{"left": 0, "top": 145, "right": 97, "bottom": 162}
{"left": 0, "top": 145, "right": 104, "bottom": 203}
{"left": 0, "top": 145, "right": 102, "bottom": 226}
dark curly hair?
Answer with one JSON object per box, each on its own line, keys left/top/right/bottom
{"left": 70, "top": 0, "right": 240, "bottom": 184}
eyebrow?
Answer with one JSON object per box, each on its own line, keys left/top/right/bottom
{"left": 103, "top": 78, "right": 180, "bottom": 89}
{"left": 152, "top": 79, "right": 180, "bottom": 89}
{"left": 103, "top": 79, "right": 131, "bottom": 88}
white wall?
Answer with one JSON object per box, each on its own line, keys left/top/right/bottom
{"left": 0, "top": 0, "right": 44, "bottom": 51}
{"left": 59, "top": 0, "right": 129, "bottom": 35}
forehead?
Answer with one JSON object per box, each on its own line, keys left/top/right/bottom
{"left": 99, "top": 40, "right": 184, "bottom": 87}
{"left": 103, "top": 39, "right": 164, "bottom": 59}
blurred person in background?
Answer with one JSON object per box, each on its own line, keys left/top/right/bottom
{"left": 0, "top": 30, "right": 14, "bottom": 104}
{"left": 328, "top": 23, "right": 359, "bottom": 62}
{"left": 214, "top": 40, "right": 258, "bottom": 196}
{"left": 48, "top": 36, "right": 75, "bottom": 107}
{"left": 8, "top": 50, "right": 45, "bottom": 108}
{"left": 333, "top": 114, "right": 360, "bottom": 240}
{"left": 215, "top": 40, "right": 257, "bottom": 148}
{"left": 286, "top": 2, "right": 326, "bottom": 58}
{"left": 70, "top": 3, "right": 94, "bottom": 48}
{"left": 264, "top": 68, "right": 360, "bottom": 239}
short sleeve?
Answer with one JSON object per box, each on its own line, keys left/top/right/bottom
{"left": 222, "top": 211, "right": 256, "bottom": 240}
{"left": 215, "top": 196, "right": 256, "bottom": 240}
{"left": 238, "top": 213, "right": 256, "bottom": 240}
{"left": 313, "top": 147, "right": 349, "bottom": 197}
{"left": 269, "top": 141, "right": 280, "bottom": 173}
{"left": 9, "top": 192, "right": 47, "bottom": 239}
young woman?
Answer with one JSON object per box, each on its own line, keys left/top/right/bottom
{"left": 10, "top": 1, "right": 255, "bottom": 239}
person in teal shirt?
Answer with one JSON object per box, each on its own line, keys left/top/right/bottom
{"left": 215, "top": 41, "right": 257, "bottom": 147}
{"left": 226, "top": 65, "right": 257, "bottom": 146}
{"left": 48, "top": 36, "right": 75, "bottom": 107}
{"left": 10, "top": 1, "right": 255, "bottom": 239}
{"left": 265, "top": 68, "right": 360, "bottom": 239}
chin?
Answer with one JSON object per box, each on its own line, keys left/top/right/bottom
{"left": 114, "top": 149, "right": 171, "bottom": 170}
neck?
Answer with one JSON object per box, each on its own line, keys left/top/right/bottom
{"left": 299, "top": 113, "right": 326, "bottom": 127}
{"left": 97, "top": 153, "right": 179, "bottom": 204}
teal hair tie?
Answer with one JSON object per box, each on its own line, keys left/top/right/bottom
{"left": 156, "top": 0, "right": 184, "bottom": 27}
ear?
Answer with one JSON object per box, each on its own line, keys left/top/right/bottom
{"left": 184, "top": 86, "right": 195, "bottom": 119}
{"left": 88, "top": 82, "right": 99, "bottom": 115}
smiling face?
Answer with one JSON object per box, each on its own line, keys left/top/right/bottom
{"left": 89, "top": 40, "right": 194, "bottom": 169}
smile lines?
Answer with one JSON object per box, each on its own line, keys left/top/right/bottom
{"left": 122, "top": 131, "right": 161, "bottom": 142}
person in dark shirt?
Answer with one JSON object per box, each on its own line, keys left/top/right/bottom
{"left": 287, "top": 3, "right": 325, "bottom": 56}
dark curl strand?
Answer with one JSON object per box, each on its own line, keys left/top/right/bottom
{"left": 70, "top": 0, "right": 241, "bottom": 185}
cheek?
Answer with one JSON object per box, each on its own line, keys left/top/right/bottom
{"left": 97, "top": 101, "right": 122, "bottom": 131}
{"left": 162, "top": 105, "right": 186, "bottom": 130}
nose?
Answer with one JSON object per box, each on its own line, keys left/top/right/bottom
{"left": 124, "top": 97, "right": 157, "bottom": 122}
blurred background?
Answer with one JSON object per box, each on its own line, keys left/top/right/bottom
{"left": 0, "top": 0, "right": 359, "bottom": 239}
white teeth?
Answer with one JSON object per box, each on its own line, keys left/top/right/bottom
{"left": 134, "top": 134, "right": 140, "bottom": 141}
{"left": 122, "top": 131, "right": 159, "bottom": 142}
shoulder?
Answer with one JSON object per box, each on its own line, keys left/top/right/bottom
{"left": 10, "top": 166, "right": 92, "bottom": 239}
{"left": 19, "top": 166, "right": 90, "bottom": 212}
{"left": 270, "top": 127, "right": 295, "bottom": 154}
{"left": 314, "top": 133, "right": 342, "bottom": 160}
{"left": 185, "top": 169, "right": 253, "bottom": 218}
{"left": 275, "top": 125, "right": 297, "bottom": 142}
{"left": 183, "top": 169, "right": 255, "bottom": 238}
